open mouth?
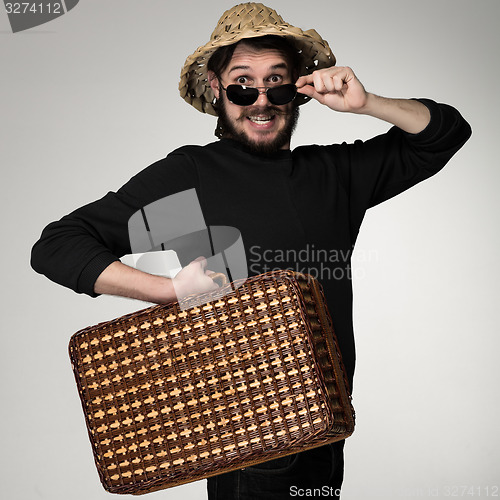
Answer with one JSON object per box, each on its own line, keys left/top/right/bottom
{"left": 246, "top": 115, "right": 275, "bottom": 125}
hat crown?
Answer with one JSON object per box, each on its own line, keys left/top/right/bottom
{"left": 211, "top": 2, "right": 285, "bottom": 40}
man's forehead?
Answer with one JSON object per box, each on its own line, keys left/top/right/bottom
{"left": 225, "top": 44, "right": 290, "bottom": 74}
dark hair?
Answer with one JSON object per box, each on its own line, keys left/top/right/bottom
{"left": 207, "top": 35, "right": 302, "bottom": 81}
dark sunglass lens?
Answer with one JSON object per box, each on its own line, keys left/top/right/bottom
{"left": 267, "top": 84, "right": 297, "bottom": 105}
{"left": 226, "top": 85, "right": 259, "bottom": 106}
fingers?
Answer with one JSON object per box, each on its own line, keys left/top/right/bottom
{"left": 187, "top": 257, "right": 224, "bottom": 288}
{"left": 295, "top": 74, "right": 314, "bottom": 90}
{"left": 185, "top": 257, "right": 226, "bottom": 289}
{"left": 296, "top": 66, "right": 367, "bottom": 112}
{"left": 312, "top": 70, "right": 329, "bottom": 94}
{"left": 207, "top": 272, "right": 228, "bottom": 287}
{"left": 296, "top": 66, "right": 353, "bottom": 95}
{"left": 173, "top": 258, "right": 220, "bottom": 299}
{"left": 191, "top": 256, "right": 207, "bottom": 270}
{"left": 204, "top": 269, "right": 219, "bottom": 284}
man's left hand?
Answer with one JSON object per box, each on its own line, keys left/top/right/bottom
{"left": 296, "top": 66, "right": 368, "bottom": 113}
{"left": 296, "top": 66, "right": 431, "bottom": 134}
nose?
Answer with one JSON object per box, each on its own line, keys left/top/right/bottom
{"left": 255, "top": 88, "right": 271, "bottom": 105}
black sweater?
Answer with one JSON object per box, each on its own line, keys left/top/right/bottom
{"left": 31, "top": 99, "right": 472, "bottom": 387}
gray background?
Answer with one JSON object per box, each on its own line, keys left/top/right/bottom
{"left": 1, "top": 0, "right": 499, "bottom": 498}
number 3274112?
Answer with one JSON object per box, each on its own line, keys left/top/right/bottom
{"left": 4, "top": 3, "right": 62, "bottom": 14}
{"left": 444, "top": 485, "right": 499, "bottom": 497}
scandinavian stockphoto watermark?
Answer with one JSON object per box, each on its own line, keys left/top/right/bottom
{"left": 290, "top": 485, "right": 341, "bottom": 497}
{"left": 249, "top": 244, "right": 379, "bottom": 281}
{"left": 3, "top": 0, "right": 79, "bottom": 32}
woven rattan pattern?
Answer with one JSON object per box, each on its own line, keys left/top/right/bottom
{"left": 70, "top": 271, "right": 354, "bottom": 495}
{"left": 179, "top": 2, "right": 336, "bottom": 115}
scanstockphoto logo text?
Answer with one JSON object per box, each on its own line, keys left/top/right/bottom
{"left": 249, "top": 244, "right": 379, "bottom": 281}
{"left": 3, "top": 0, "right": 79, "bottom": 33}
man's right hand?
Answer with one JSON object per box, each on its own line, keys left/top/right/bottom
{"left": 171, "top": 256, "right": 220, "bottom": 300}
{"left": 94, "top": 256, "right": 220, "bottom": 304}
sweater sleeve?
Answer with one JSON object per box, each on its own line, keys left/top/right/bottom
{"left": 326, "top": 98, "right": 472, "bottom": 241}
{"left": 31, "top": 151, "right": 199, "bottom": 297}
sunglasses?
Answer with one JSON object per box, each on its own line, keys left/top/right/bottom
{"left": 220, "top": 83, "right": 297, "bottom": 106}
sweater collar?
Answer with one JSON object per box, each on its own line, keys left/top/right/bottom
{"left": 218, "top": 138, "right": 292, "bottom": 161}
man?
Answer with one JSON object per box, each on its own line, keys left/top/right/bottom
{"left": 31, "top": 3, "right": 471, "bottom": 499}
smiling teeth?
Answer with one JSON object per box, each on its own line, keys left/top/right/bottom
{"left": 248, "top": 116, "right": 273, "bottom": 123}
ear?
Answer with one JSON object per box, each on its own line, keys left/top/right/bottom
{"left": 208, "top": 70, "right": 220, "bottom": 99}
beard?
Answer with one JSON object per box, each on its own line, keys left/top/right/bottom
{"left": 216, "top": 92, "right": 300, "bottom": 155}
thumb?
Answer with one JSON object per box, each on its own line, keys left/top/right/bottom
{"left": 296, "top": 83, "right": 316, "bottom": 98}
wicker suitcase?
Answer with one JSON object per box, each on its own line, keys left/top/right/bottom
{"left": 69, "top": 270, "right": 355, "bottom": 495}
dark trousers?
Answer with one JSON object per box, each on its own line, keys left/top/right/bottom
{"left": 207, "top": 441, "right": 345, "bottom": 500}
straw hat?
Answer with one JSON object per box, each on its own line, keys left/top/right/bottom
{"left": 179, "top": 2, "right": 335, "bottom": 116}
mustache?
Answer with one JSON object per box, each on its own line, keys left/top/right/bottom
{"left": 240, "top": 105, "right": 291, "bottom": 117}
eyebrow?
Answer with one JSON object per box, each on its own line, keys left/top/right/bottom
{"left": 227, "top": 63, "right": 288, "bottom": 74}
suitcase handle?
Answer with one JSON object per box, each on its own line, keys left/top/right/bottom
{"left": 208, "top": 272, "right": 228, "bottom": 287}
